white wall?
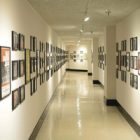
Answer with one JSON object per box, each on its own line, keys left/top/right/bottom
{"left": 0, "top": 0, "right": 66, "bottom": 140}
{"left": 66, "top": 44, "right": 88, "bottom": 70}
{"left": 116, "top": 8, "right": 140, "bottom": 125}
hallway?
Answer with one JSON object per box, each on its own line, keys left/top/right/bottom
{"left": 36, "top": 72, "right": 140, "bottom": 140}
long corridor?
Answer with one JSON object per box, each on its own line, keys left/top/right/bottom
{"left": 36, "top": 72, "right": 140, "bottom": 140}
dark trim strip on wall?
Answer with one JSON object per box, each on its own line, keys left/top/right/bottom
{"left": 88, "top": 73, "right": 92, "bottom": 76}
{"left": 29, "top": 73, "right": 66, "bottom": 140}
{"left": 104, "top": 98, "right": 118, "bottom": 106}
{"left": 93, "top": 80, "right": 101, "bottom": 84}
{"left": 66, "top": 68, "right": 88, "bottom": 72}
{"left": 104, "top": 98, "right": 140, "bottom": 137}
{"left": 117, "top": 102, "right": 140, "bottom": 137}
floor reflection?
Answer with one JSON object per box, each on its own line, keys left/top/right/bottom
{"left": 36, "top": 72, "right": 140, "bottom": 140}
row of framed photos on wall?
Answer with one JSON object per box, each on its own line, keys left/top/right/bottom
{"left": 116, "top": 36, "right": 138, "bottom": 52}
{"left": 116, "top": 69, "right": 138, "bottom": 89}
{"left": 0, "top": 31, "right": 68, "bottom": 111}
{"left": 98, "top": 46, "right": 105, "bottom": 70}
{"left": 116, "top": 51, "right": 140, "bottom": 74}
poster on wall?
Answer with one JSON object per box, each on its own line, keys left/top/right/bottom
{"left": 25, "top": 49, "right": 30, "bottom": 84}
{"left": 0, "top": 46, "right": 11, "bottom": 100}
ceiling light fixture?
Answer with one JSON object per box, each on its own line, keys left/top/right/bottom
{"left": 80, "top": 29, "right": 83, "bottom": 33}
{"left": 83, "top": 0, "right": 90, "bottom": 22}
{"left": 105, "top": 9, "right": 111, "bottom": 16}
{"left": 84, "top": 16, "right": 90, "bottom": 22}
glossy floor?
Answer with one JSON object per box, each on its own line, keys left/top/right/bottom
{"left": 36, "top": 72, "right": 140, "bottom": 140}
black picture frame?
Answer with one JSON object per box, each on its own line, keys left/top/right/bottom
{"left": 37, "top": 50, "right": 40, "bottom": 77}
{"left": 130, "top": 56, "right": 134, "bottom": 69}
{"left": 116, "top": 69, "right": 119, "bottom": 79}
{"left": 134, "top": 75, "right": 138, "bottom": 89}
{"left": 130, "top": 38, "right": 133, "bottom": 51}
{"left": 19, "top": 34, "right": 25, "bottom": 50}
{"left": 12, "top": 61, "right": 18, "bottom": 80}
{"left": 30, "top": 36, "right": 34, "bottom": 51}
{"left": 126, "top": 52, "right": 130, "bottom": 71}
{"left": 19, "top": 85, "right": 25, "bottom": 103}
{"left": 12, "top": 31, "right": 19, "bottom": 50}
{"left": 12, "top": 88, "right": 20, "bottom": 110}
{"left": 138, "top": 52, "right": 140, "bottom": 75}
{"left": 30, "top": 79, "right": 33, "bottom": 95}
{"left": 133, "top": 37, "right": 137, "bottom": 51}
{"left": 133, "top": 56, "right": 138, "bottom": 70}
{"left": 118, "top": 51, "right": 121, "bottom": 70}
{"left": 0, "top": 46, "right": 11, "bottom": 100}
{"left": 33, "top": 37, "right": 37, "bottom": 52}
{"left": 116, "top": 43, "right": 119, "bottom": 52}
{"left": 25, "top": 49, "right": 30, "bottom": 84}
{"left": 130, "top": 73, "right": 133, "bottom": 87}
{"left": 19, "top": 60, "right": 25, "bottom": 77}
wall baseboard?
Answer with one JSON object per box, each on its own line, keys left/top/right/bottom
{"left": 117, "top": 102, "right": 140, "bottom": 137}
{"left": 104, "top": 98, "right": 118, "bottom": 106}
{"left": 93, "top": 80, "right": 101, "bottom": 84}
{"left": 88, "top": 73, "right": 92, "bottom": 76}
{"left": 66, "top": 68, "right": 88, "bottom": 72}
{"left": 29, "top": 73, "right": 66, "bottom": 140}
{"left": 104, "top": 98, "right": 140, "bottom": 137}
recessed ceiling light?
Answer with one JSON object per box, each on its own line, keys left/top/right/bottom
{"left": 80, "top": 29, "right": 83, "bottom": 33}
{"left": 84, "top": 16, "right": 90, "bottom": 22}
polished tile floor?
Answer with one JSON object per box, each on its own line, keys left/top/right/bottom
{"left": 36, "top": 72, "right": 140, "bottom": 140}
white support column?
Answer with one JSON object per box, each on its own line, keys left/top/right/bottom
{"left": 87, "top": 40, "right": 92, "bottom": 75}
{"left": 104, "top": 25, "right": 116, "bottom": 105}
{"left": 92, "top": 37, "right": 99, "bottom": 83}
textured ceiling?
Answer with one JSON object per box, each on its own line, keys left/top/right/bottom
{"left": 28, "top": 0, "right": 140, "bottom": 41}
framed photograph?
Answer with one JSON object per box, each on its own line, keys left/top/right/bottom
{"left": 130, "top": 56, "right": 134, "bottom": 69}
{"left": 37, "top": 50, "right": 40, "bottom": 76}
{"left": 40, "top": 74, "right": 42, "bottom": 85}
{"left": 12, "top": 61, "right": 18, "bottom": 80}
{"left": 31, "top": 77, "right": 37, "bottom": 95}
{"left": 126, "top": 52, "right": 130, "bottom": 71}
{"left": 121, "top": 41, "right": 124, "bottom": 51}
{"left": 124, "top": 71, "right": 127, "bottom": 82}
{"left": 118, "top": 51, "right": 121, "bottom": 70}
{"left": 46, "top": 42, "right": 49, "bottom": 54}
{"left": 134, "top": 75, "right": 138, "bottom": 89}
{"left": 33, "top": 37, "right": 37, "bottom": 52}
{"left": 130, "top": 38, "right": 133, "bottom": 51}
{"left": 12, "top": 31, "right": 19, "bottom": 50}
{"left": 30, "top": 36, "right": 34, "bottom": 51}
{"left": 133, "top": 37, "right": 137, "bottom": 51}
{"left": 133, "top": 56, "right": 138, "bottom": 70}
{"left": 12, "top": 88, "right": 20, "bottom": 110}
{"left": 130, "top": 73, "right": 133, "bottom": 87}
{"left": 116, "top": 69, "right": 119, "bottom": 79}
{"left": 25, "top": 49, "right": 30, "bottom": 84}
{"left": 138, "top": 52, "right": 140, "bottom": 75}
{"left": 123, "top": 40, "right": 127, "bottom": 51}
{"left": 19, "top": 60, "right": 25, "bottom": 77}
{"left": 0, "top": 46, "right": 11, "bottom": 100}
{"left": 19, "top": 34, "right": 25, "bottom": 50}
{"left": 121, "top": 70, "right": 123, "bottom": 81}
{"left": 116, "top": 43, "right": 119, "bottom": 52}
{"left": 19, "top": 85, "right": 25, "bottom": 103}
{"left": 30, "top": 79, "right": 34, "bottom": 95}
